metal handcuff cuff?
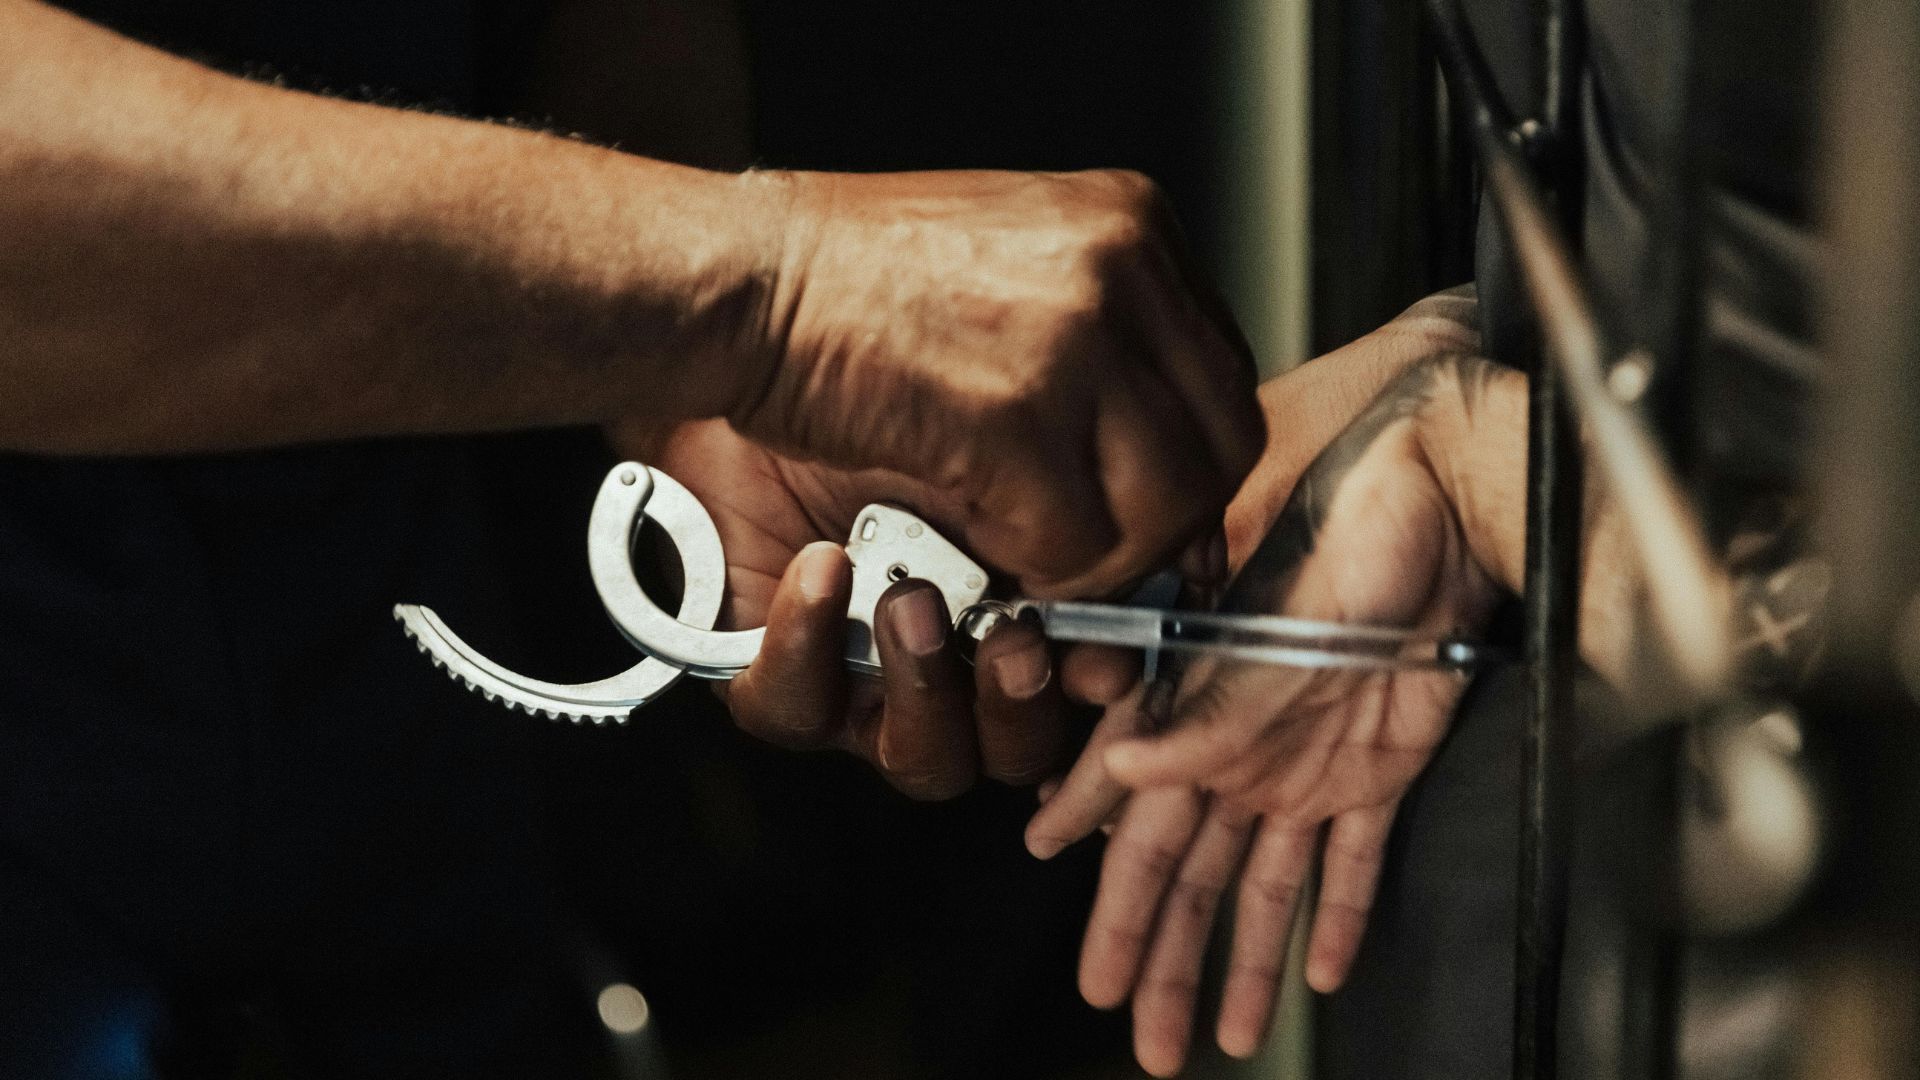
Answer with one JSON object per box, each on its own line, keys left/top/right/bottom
{"left": 396, "top": 462, "right": 1499, "bottom": 724}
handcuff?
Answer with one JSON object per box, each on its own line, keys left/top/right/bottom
{"left": 397, "top": 462, "right": 1500, "bottom": 724}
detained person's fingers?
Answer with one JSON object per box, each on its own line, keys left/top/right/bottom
{"left": 1305, "top": 800, "right": 1398, "bottom": 993}
{"left": 1104, "top": 661, "right": 1312, "bottom": 790}
{"left": 1217, "top": 818, "right": 1317, "bottom": 1058}
{"left": 1131, "top": 799, "right": 1257, "bottom": 1078}
{"left": 1078, "top": 785, "right": 1205, "bottom": 1009}
{"left": 1026, "top": 684, "right": 1153, "bottom": 859}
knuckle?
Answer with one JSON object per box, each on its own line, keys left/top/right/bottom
{"left": 1088, "top": 209, "right": 1150, "bottom": 263}
{"left": 1137, "top": 971, "right": 1202, "bottom": 1001}
{"left": 1059, "top": 174, "right": 1164, "bottom": 273}
{"left": 1318, "top": 895, "right": 1375, "bottom": 921}
{"left": 732, "top": 695, "right": 834, "bottom": 751}
{"left": 889, "top": 763, "right": 975, "bottom": 802}
{"left": 1211, "top": 803, "right": 1260, "bottom": 837}
{"left": 985, "top": 751, "right": 1057, "bottom": 787}
{"left": 1227, "top": 959, "right": 1286, "bottom": 986}
{"left": 748, "top": 719, "right": 833, "bottom": 752}
{"left": 1090, "top": 167, "right": 1163, "bottom": 213}
{"left": 1109, "top": 834, "right": 1186, "bottom": 881}
{"left": 1325, "top": 836, "right": 1386, "bottom": 874}
{"left": 1247, "top": 875, "right": 1303, "bottom": 913}
{"left": 1094, "top": 921, "right": 1152, "bottom": 957}
{"left": 1166, "top": 877, "right": 1224, "bottom": 921}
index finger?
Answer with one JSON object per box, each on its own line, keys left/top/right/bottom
{"left": 1025, "top": 682, "right": 1152, "bottom": 859}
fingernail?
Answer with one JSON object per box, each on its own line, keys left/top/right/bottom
{"left": 893, "top": 586, "right": 949, "bottom": 656}
{"left": 1027, "top": 832, "right": 1067, "bottom": 860}
{"left": 1219, "top": 1033, "right": 1256, "bottom": 1060}
{"left": 797, "top": 542, "right": 845, "bottom": 602}
{"left": 1306, "top": 957, "right": 1342, "bottom": 994}
{"left": 992, "top": 648, "right": 1051, "bottom": 699}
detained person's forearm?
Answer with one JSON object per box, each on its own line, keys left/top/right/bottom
{"left": 1412, "top": 358, "right": 1642, "bottom": 688}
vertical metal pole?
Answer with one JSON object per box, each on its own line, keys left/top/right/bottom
{"left": 1515, "top": 285, "right": 1582, "bottom": 1080}
{"left": 1522, "top": 4, "right": 1581, "bottom": 1076}
{"left": 1426, "top": 5, "right": 1585, "bottom": 1076}
{"left": 1434, "top": 2, "right": 1740, "bottom": 1073}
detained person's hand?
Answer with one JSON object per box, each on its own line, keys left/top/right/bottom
{"left": 1031, "top": 342, "right": 1520, "bottom": 1075}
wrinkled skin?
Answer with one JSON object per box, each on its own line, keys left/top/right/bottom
{"left": 598, "top": 167, "right": 1266, "bottom": 797}
{"left": 738, "top": 168, "right": 1265, "bottom": 601}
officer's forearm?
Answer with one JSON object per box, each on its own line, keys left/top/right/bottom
{"left": 0, "top": 0, "right": 787, "bottom": 454}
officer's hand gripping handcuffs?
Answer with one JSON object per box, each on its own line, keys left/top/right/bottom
{"left": 395, "top": 462, "right": 999, "bottom": 724}
{"left": 397, "top": 462, "right": 1503, "bottom": 724}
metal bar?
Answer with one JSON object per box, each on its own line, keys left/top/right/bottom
{"left": 1537, "top": 0, "right": 1579, "bottom": 167}
{"left": 1515, "top": 259, "right": 1582, "bottom": 1080}
{"left": 1531, "top": 7, "right": 1583, "bottom": 1073}
{"left": 1423, "top": 10, "right": 1580, "bottom": 1078}
{"left": 1425, "top": 0, "right": 1731, "bottom": 704}
{"left": 1425, "top": 4, "right": 1736, "bottom": 1078}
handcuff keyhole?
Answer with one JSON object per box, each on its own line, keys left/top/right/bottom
{"left": 887, "top": 563, "right": 910, "bottom": 582}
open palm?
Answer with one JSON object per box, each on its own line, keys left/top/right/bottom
{"left": 1028, "top": 355, "right": 1507, "bottom": 1075}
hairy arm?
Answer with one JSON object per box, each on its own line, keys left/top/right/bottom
{"left": 0, "top": 0, "right": 784, "bottom": 453}
{"left": 2, "top": 0, "right": 1265, "bottom": 603}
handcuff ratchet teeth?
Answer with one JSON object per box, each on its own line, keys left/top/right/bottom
{"left": 396, "top": 462, "right": 993, "bottom": 722}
